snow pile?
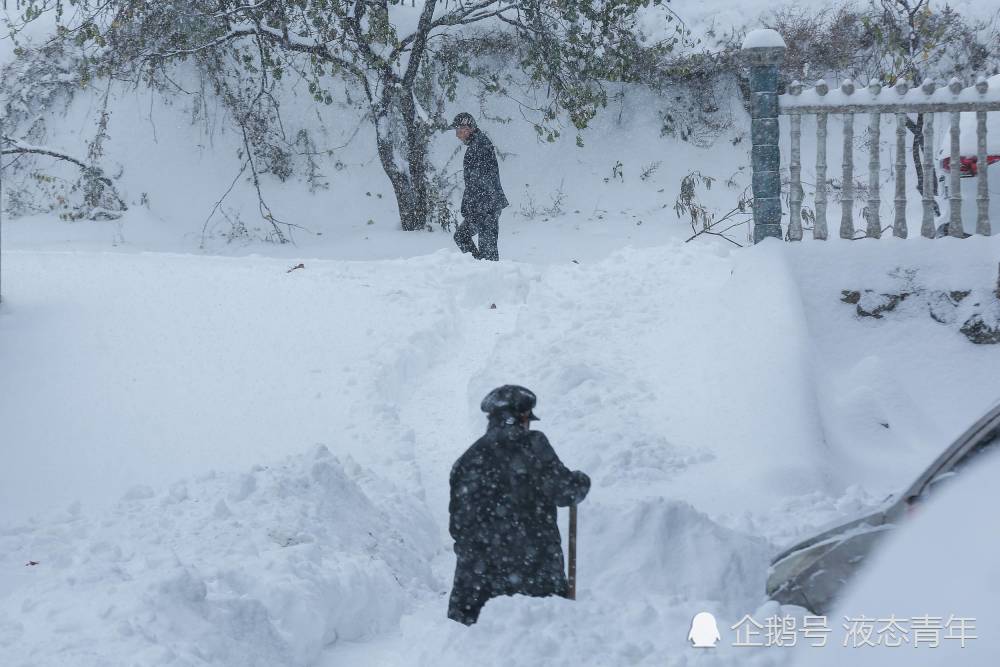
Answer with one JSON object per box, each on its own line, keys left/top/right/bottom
{"left": 0, "top": 446, "right": 439, "bottom": 666}
{"left": 384, "top": 499, "right": 774, "bottom": 667}
{"left": 582, "top": 499, "right": 771, "bottom": 609}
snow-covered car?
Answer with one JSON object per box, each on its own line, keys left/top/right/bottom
{"left": 799, "top": 429, "right": 1000, "bottom": 666}
{"left": 936, "top": 107, "right": 1000, "bottom": 234}
{"left": 765, "top": 401, "right": 1000, "bottom": 613}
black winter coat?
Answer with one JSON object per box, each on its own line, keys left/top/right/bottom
{"left": 461, "top": 129, "right": 509, "bottom": 218}
{"left": 449, "top": 422, "right": 590, "bottom": 601}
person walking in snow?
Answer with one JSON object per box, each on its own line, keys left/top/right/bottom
{"left": 450, "top": 112, "right": 509, "bottom": 261}
{"left": 447, "top": 385, "right": 591, "bottom": 625}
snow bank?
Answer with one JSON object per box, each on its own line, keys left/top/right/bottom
{"left": 787, "top": 236, "right": 1000, "bottom": 495}
{"left": 469, "top": 241, "right": 831, "bottom": 517}
{"left": 0, "top": 446, "right": 439, "bottom": 666}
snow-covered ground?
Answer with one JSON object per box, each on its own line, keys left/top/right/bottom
{"left": 3, "top": 2, "right": 1000, "bottom": 665}
{"left": 2, "top": 232, "right": 998, "bottom": 666}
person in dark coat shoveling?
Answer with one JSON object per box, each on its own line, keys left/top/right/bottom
{"left": 450, "top": 112, "right": 509, "bottom": 261}
{"left": 447, "top": 385, "right": 591, "bottom": 625}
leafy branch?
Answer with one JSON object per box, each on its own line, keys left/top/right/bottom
{"left": 673, "top": 170, "right": 752, "bottom": 247}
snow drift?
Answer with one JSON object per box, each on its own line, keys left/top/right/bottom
{"left": 0, "top": 446, "right": 438, "bottom": 666}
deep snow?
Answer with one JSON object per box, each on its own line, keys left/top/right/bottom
{"left": 3, "top": 1, "right": 1000, "bottom": 665}
{"left": 2, "top": 235, "right": 998, "bottom": 666}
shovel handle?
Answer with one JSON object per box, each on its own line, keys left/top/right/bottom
{"left": 567, "top": 504, "right": 577, "bottom": 600}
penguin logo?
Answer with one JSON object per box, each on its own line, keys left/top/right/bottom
{"left": 688, "top": 611, "right": 721, "bottom": 648}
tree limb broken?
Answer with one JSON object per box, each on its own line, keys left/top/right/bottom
{"left": 1, "top": 136, "right": 127, "bottom": 218}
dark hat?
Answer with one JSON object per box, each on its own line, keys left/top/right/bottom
{"left": 481, "top": 385, "right": 540, "bottom": 421}
{"left": 449, "top": 112, "right": 476, "bottom": 129}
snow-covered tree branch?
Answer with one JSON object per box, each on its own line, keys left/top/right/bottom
{"left": 12, "top": 0, "right": 679, "bottom": 231}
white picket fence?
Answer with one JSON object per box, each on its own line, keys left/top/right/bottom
{"left": 780, "top": 77, "right": 1000, "bottom": 240}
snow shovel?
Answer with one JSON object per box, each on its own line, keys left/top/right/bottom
{"left": 567, "top": 504, "right": 578, "bottom": 600}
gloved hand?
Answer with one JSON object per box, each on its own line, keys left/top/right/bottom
{"left": 572, "top": 470, "right": 591, "bottom": 504}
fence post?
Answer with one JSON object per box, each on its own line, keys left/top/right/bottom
{"left": 0, "top": 112, "right": 4, "bottom": 305}
{"left": 787, "top": 80, "right": 803, "bottom": 241}
{"left": 742, "top": 30, "right": 787, "bottom": 244}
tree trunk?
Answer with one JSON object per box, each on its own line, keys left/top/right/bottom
{"left": 399, "top": 88, "right": 432, "bottom": 231}
{"left": 372, "top": 88, "right": 433, "bottom": 232}
{"left": 907, "top": 113, "right": 941, "bottom": 219}
{"left": 909, "top": 114, "right": 939, "bottom": 194}
{"left": 911, "top": 114, "right": 926, "bottom": 196}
